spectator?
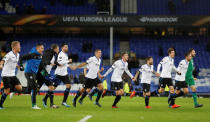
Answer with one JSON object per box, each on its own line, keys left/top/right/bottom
{"left": 206, "top": 44, "right": 210, "bottom": 52}
{"left": 41, "top": 6, "right": 47, "bottom": 14}
{"left": 182, "top": 0, "right": 189, "bottom": 4}
{"left": 128, "top": 57, "right": 139, "bottom": 69}
{"left": 74, "top": 75, "right": 79, "bottom": 84}
{"left": 79, "top": 72, "right": 85, "bottom": 84}
{"left": 50, "top": 0, "right": 56, "bottom": 6}
{"left": 15, "top": 4, "right": 20, "bottom": 14}
{"left": 158, "top": 46, "right": 164, "bottom": 56}
{"left": 96, "top": 0, "right": 109, "bottom": 12}
{"left": 23, "top": 3, "right": 28, "bottom": 14}
{"left": 82, "top": 41, "right": 92, "bottom": 52}
{"left": 193, "top": 39, "right": 199, "bottom": 44}
{"left": 168, "top": 0, "right": 176, "bottom": 14}
{"left": 69, "top": 74, "right": 74, "bottom": 83}
{"left": 1, "top": 0, "right": 6, "bottom": 10}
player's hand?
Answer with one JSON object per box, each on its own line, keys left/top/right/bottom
{"left": 70, "top": 66, "right": 77, "bottom": 70}
{"left": 20, "top": 64, "right": 24, "bottom": 71}
{"left": 194, "top": 78, "right": 197, "bottom": 81}
{"left": 132, "top": 77, "right": 137, "bottom": 82}
{"left": 99, "top": 74, "right": 104, "bottom": 79}
{"left": 100, "top": 67, "right": 104, "bottom": 72}
{"left": 50, "top": 63, "right": 56, "bottom": 66}
{"left": 177, "top": 72, "right": 181, "bottom": 75}
{"left": 69, "top": 59, "right": 72, "bottom": 63}
{"left": 155, "top": 73, "right": 160, "bottom": 77}
{"left": 0, "top": 64, "right": 3, "bottom": 69}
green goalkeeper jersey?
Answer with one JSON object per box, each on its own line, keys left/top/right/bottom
{"left": 185, "top": 59, "right": 194, "bottom": 79}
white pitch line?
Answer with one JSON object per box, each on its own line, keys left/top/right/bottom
{"left": 78, "top": 115, "right": 92, "bottom": 122}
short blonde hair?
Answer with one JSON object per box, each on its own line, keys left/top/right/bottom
{"left": 11, "top": 41, "right": 20, "bottom": 48}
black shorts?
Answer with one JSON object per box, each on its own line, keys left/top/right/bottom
{"left": 25, "top": 73, "right": 37, "bottom": 91}
{"left": 159, "top": 78, "right": 173, "bottom": 88}
{"left": 175, "top": 81, "right": 188, "bottom": 90}
{"left": 2, "top": 76, "right": 21, "bottom": 89}
{"left": 142, "top": 83, "right": 150, "bottom": 93}
{"left": 111, "top": 82, "right": 123, "bottom": 91}
{"left": 84, "top": 78, "right": 101, "bottom": 89}
{"left": 56, "top": 75, "right": 70, "bottom": 84}
{"left": 37, "top": 72, "right": 53, "bottom": 89}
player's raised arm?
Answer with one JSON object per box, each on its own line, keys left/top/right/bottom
{"left": 75, "top": 62, "right": 87, "bottom": 69}
{"left": 0, "top": 53, "right": 9, "bottom": 69}
{"left": 157, "top": 57, "right": 166, "bottom": 73}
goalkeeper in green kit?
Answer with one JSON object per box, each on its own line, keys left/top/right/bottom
{"left": 186, "top": 48, "right": 203, "bottom": 108}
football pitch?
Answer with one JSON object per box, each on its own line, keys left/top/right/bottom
{"left": 0, "top": 95, "right": 209, "bottom": 122}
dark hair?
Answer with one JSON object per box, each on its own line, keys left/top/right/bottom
{"left": 36, "top": 43, "right": 43, "bottom": 47}
{"left": 121, "top": 52, "right": 128, "bottom": 57}
{"left": 168, "top": 48, "right": 175, "bottom": 54}
{"left": 51, "top": 44, "right": 59, "bottom": 50}
{"left": 61, "top": 43, "right": 68, "bottom": 48}
{"left": 184, "top": 52, "right": 191, "bottom": 57}
{"left": 146, "top": 56, "right": 152, "bottom": 61}
{"left": 95, "top": 49, "right": 101, "bottom": 53}
{"left": 188, "top": 48, "right": 195, "bottom": 53}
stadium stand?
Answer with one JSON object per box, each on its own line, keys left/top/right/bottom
{"left": 0, "top": 0, "right": 209, "bottom": 15}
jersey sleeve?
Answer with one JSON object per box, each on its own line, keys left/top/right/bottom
{"left": 111, "top": 61, "right": 118, "bottom": 69}
{"left": 57, "top": 53, "right": 68, "bottom": 65}
{"left": 2, "top": 53, "right": 10, "bottom": 62}
{"left": 139, "top": 65, "right": 144, "bottom": 72}
{"left": 177, "top": 60, "right": 184, "bottom": 71}
{"left": 86, "top": 57, "right": 93, "bottom": 64}
{"left": 159, "top": 57, "right": 167, "bottom": 65}
{"left": 157, "top": 57, "right": 167, "bottom": 73}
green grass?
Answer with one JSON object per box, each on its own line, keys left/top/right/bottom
{"left": 0, "top": 95, "right": 209, "bottom": 122}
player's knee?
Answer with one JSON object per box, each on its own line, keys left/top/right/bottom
{"left": 49, "top": 86, "right": 54, "bottom": 91}
{"left": 18, "top": 86, "right": 22, "bottom": 92}
{"left": 66, "top": 84, "right": 71, "bottom": 88}
{"left": 191, "top": 86, "right": 196, "bottom": 92}
{"left": 15, "top": 85, "right": 22, "bottom": 91}
{"left": 192, "top": 88, "right": 196, "bottom": 92}
{"left": 120, "top": 90, "right": 124, "bottom": 95}
{"left": 184, "top": 90, "right": 189, "bottom": 94}
{"left": 4, "top": 88, "right": 10, "bottom": 95}
{"left": 121, "top": 91, "right": 124, "bottom": 95}
{"left": 81, "top": 88, "right": 85, "bottom": 93}
{"left": 86, "top": 89, "right": 91, "bottom": 93}
{"left": 98, "top": 85, "right": 103, "bottom": 90}
{"left": 116, "top": 90, "right": 120, "bottom": 95}
{"left": 175, "top": 90, "right": 180, "bottom": 94}
{"left": 159, "top": 88, "right": 164, "bottom": 93}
